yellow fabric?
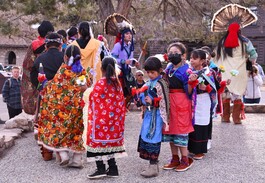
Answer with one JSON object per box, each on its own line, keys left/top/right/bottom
{"left": 71, "top": 38, "right": 102, "bottom": 83}
{"left": 214, "top": 41, "right": 247, "bottom": 96}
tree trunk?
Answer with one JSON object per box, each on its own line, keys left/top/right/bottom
{"left": 116, "top": 0, "right": 133, "bottom": 17}
{"left": 96, "top": 0, "right": 133, "bottom": 49}
{"left": 96, "top": 0, "right": 115, "bottom": 20}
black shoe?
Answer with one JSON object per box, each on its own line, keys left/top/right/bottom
{"left": 87, "top": 169, "right": 107, "bottom": 179}
{"left": 107, "top": 166, "right": 119, "bottom": 177}
{"left": 87, "top": 162, "right": 107, "bottom": 179}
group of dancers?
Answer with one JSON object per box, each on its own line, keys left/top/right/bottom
{"left": 20, "top": 8, "right": 258, "bottom": 179}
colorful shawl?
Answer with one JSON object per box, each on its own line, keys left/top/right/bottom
{"left": 38, "top": 64, "right": 90, "bottom": 152}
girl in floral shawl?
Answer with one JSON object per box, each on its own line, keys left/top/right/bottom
{"left": 38, "top": 45, "right": 90, "bottom": 168}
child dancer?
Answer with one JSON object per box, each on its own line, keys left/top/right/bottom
{"left": 162, "top": 42, "right": 194, "bottom": 172}
{"left": 136, "top": 56, "right": 170, "bottom": 178}
{"left": 86, "top": 56, "right": 127, "bottom": 179}
{"left": 188, "top": 49, "right": 217, "bottom": 160}
{"left": 201, "top": 46, "right": 228, "bottom": 150}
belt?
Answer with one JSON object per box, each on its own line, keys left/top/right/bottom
{"left": 169, "top": 89, "right": 185, "bottom": 93}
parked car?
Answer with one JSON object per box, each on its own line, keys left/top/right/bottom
{"left": 4, "top": 65, "right": 13, "bottom": 72}
{"left": 0, "top": 63, "right": 4, "bottom": 71}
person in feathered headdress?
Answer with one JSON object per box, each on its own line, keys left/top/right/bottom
{"left": 212, "top": 4, "right": 258, "bottom": 124}
{"left": 105, "top": 13, "right": 139, "bottom": 110}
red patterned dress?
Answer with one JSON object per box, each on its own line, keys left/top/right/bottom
{"left": 86, "top": 77, "right": 127, "bottom": 162}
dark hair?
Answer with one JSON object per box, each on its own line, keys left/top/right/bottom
{"left": 65, "top": 45, "right": 81, "bottom": 62}
{"left": 68, "top": 26, "right": 78, "bottom": 37}
{"left": 201, "top": 46, "right": 216, "bottom": 58}
{"left": 78, "top": 22, "right": 91, "bottom": 40}
{"left": 45, "top": 32, "right": 62, "bottom": 48}
{"left": 101, "top": 56, "right": 120, "bottom": 89}
{"left": 57, "top": 29, "right": 67, "bottom": 39}
{"left": 190, "top": 49, "right": 206, "bottom": 60}
{"left": 38, "top": 20, "right": 54, "bottom": 38}
{"left": 167, "top": 42, "right": 186, "bottom": 55}
{"left": 144, "top": 56, "right": 162, "bottom": 72}
{"left": 216, "top": 30, "right": 245, "bottom": 60}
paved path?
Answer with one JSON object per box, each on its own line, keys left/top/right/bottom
{"left": 0, "top": 110, "right": 265, "bottom": 183}
{"left": 0, "top": 85, "right": 265, "bottom": 183}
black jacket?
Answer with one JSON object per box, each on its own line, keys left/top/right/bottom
{"left": 30, "top": 48, "right": 64, "bottom": 88}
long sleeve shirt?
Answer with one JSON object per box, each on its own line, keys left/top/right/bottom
{"left": 30, "top": 48, "right": 64, "bottom": 88}
{"left": 244, "top": 74, "right": 263, "bottom": 99}
{"left": 111, "top": 42, "right": 134, "bottom": 75}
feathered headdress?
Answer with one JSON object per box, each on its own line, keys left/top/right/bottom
{"left": 104, "top": 13, "right": 136, "bottom": 51}
{"left": 104, "top": 13, "right": 136, "bottom": 36}
{"left": 211, "top": 4, "right": 258, "bottom": 33}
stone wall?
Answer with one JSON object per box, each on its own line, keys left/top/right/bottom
{"left": 0, "top": 46, "right": 28, "bottom": 68}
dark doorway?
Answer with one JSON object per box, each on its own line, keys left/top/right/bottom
{"left": 8, "top": 51, "right": 16, "bottom": 64}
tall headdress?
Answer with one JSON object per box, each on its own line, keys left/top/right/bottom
{"left": 211, "top": 4, "right": 258, "bottom": 48}
{"left": 211, "top": 4, "right": 258, "bottom": 33}
{"left": 104, "top": 13, "right": 136, "bottom": 51}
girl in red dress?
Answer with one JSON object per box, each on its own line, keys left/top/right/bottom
{"left": 86, "top": 56, "right": 127, "bottom": 179}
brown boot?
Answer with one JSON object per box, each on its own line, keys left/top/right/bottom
{"left": 232, "top": 99, "right": 245, "bottom": 124}
{"left": 40, "top": 146, "right": 53, "bottom": 161}
{"left": 222, "top": 99, "right": 231, "bottom": 122}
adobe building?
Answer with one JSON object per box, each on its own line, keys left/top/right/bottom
{"left": 0, "top": 36, "right": 29, "bottom": 68}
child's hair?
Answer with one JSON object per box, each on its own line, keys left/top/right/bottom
{"left": 200, "top": 46, "right": 216, "bottom": 58}
{"left": 65, "top": 45, "right": 81, "bottom": 62}
{"left": 190, "top": 49, "right": 206, "bottom": 60}
{"left": 252, "top": 65, "right": 258, "bottom": 74}
{"left": 102, "top": 56, "right": 120, "bottom": 89}
{"left": 65, "top": 45, "right": 82, "bottom": 73}
{"left": 57, "top": 29, "right": 67, "bottom": 40}
{"left": 67, "top": 26, "right": 78, "bottom": 38}
{"left": 167, "top": 42, "right": 186, "bottom": 55}
{"left": 144, "top": 56, "right": 162, "bottom": 72}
